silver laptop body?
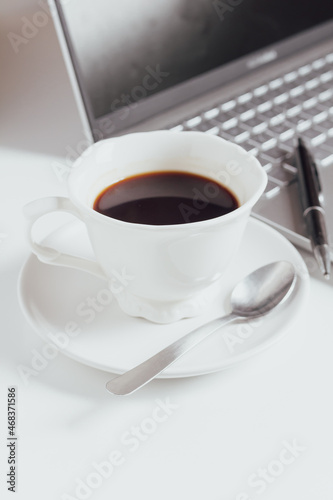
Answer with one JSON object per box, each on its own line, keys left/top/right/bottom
{"left": 50, "top": 0, "right": 333, "bottom": 258}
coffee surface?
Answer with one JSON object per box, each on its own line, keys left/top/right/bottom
{"left": 93, "top": 171, "right": 239, "bottom": 225}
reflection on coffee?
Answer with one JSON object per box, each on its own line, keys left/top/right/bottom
{"left": 93, "top": 171, "right": 239, "bottom": 225}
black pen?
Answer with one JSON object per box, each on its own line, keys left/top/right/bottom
{"left": 294, "top": 137, "right": 331, "bottom": 279}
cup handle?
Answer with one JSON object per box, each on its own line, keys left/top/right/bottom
{"left": 24, "top": 196, "right": 107, "bottom": 280}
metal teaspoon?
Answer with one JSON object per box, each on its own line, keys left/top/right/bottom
{"left": 106, "top": 261, "right": 296, "bottom": 396}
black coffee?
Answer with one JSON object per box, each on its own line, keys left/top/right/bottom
{"left": 93, "top": 171, "right": 239, "bottom": 225}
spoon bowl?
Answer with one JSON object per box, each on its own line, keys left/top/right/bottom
{"left": 106, "top": 261, "right": 296, "bottom": 395}
{"left": 231, "top": 261, "right": 296, "bottom": 317}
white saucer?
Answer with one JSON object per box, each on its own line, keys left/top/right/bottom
{"left": 18, "top": 217, "right": 309, "bottom": 378}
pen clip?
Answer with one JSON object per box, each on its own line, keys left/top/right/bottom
{"left": 307, "top": 143, "right": 323, "bottom": 202}
{"left": 294, "top": 136, "right": 323, "bottom": 200}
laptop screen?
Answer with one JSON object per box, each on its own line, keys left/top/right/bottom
{"left": 55, "top": 0, "right": 333, "bottom": 136}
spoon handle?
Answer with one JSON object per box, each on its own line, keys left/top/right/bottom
{"left": 106, "top": 313, "right": 238, "bottom": 395}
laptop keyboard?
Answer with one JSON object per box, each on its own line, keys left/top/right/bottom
{"left": 168, "top": 51, "right": 333, "bottom": 200}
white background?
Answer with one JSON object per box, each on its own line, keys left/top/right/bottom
{"left": 1, "top": 1, "right": 333, "bottom": 499}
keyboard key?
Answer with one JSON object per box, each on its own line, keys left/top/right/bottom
{"left": 294, "top": 117, "right": 311, "bottom": 132}
{"left": 242, "top": 116, "right": 268, "bottom": 134}
{"left": 279, "top": 136, "right": 296, "bottom": 150}
{"left": 325, "top": 53, "right": 333, "bottom": 64}
{"left": 280, "top": 129, "right": 295, "bottom": 143}
{"left": 239, "top": 141, "right": 259, "bottom": 156}
{"left": 318, "top": 88, "right": 333, "bottom": 103}
{"left": 251, "top": 94, "right": 271, "bottom": 107}
{"left": 282, "top": 161, "right": 297, "bottom": 175}
{"left": 269, "top": 112, "right": 286, "bottom": 126}
{"left": 321, "top": 153, "right": 333, "bottom": 167}
{"left": 318, "top": 81, "right": 333, "bottom": 92}
{"left": 284, "top": 70, "right": 298, "bottom": 82}
{"left": 269, "top": 78, "right": 284, "bottom": 90}
{"left": 298, "top": 64, "right": 312, "bottom": 76}
{"left": 259, "top": 106, "right": 285, "bottom": 122}
{"left": 203, "top": 107, "right": 219, "bottom": 120}
{"left": 280, "top": 80, "right": 300, "bottom": 93}
{"left": 267, "top": 122, "right": 294, "bottom": 137}
{"left": 305, "top": 77, "right": 320, "bottom": 90}
{"left": 239, "top": 109, "right": 256, "bottom": 121}
{"left": 185, "top": 116, "right": 202, "bottom": 128}
{"left": 221, "top": 116, "right": 238, "bottom": 130}
{"left": 221, "top": 100, "right": 236, "bottom": 111}
{"left": 316, "top": 118, "right": 333, "bottom": 136}
{"left": 322, "top": 135, "right": 333, "bottom": 149}
{"left": 238, "top": 92, "right": 252, "bottom": 103}
{"left": 312, "top": 110, "right": 329, "bottom": 124}
{"left": 250, "top": 131, "right": 277, "bottom": 151}
{"left": 261, "top": 148, "right": 281, "bottom": 164}
{"left": 321, "top": 152, "right": 333, "bottom": 167}
{"left": 267, "top": 90, "right": 282, "bottom": 102}
{"left": 197, "top": 120, "right": 219, "bottom": 133}
{"left": 262, "top": 179, "right": 281, "bottom": 198}
{"left": 214, "top": 110, "right": 235, "bottom": 126}
{"left": 313, "top": 144, "right": 333, "bottom": 165}
{"left": 300, "top": 104, "right": 326, "bottom": 120}
{"left": 289, "top": 85, "right": 305, "bottom": 97}
{"left": 260, "top": 144, "right": 292, "bottom": 162}
{"left": 302, "top": 85, "right": 321, "bottom": 97}
{"left": 223, "top": 126, "right": 250, "bottom": 143}
{"left": 303, "top": 95, "right": 318, "bottom": 109}
{"left": 268, "top": 165, "right": 296, "bottom": 186}
{"left": 233, "top": 101, "right": 254, "bottom": 115}
{"left": 286, "top": 104, "right": 302, "bottom": 117}
{"left": 301, "top": 127, "right": 326, "bottom": 146}
{"left": 277, "top": 140, "right": 294, "bottom": 153}
{"left": 256, "top": 154, "right": 273, "bottom": 171}
{"left": 218, "top": 129, "right": 232, "bottom": 141}
{"left": 257, "top": 101, "right": 272, "bottom": 113}
{"left": 253, "top": 84, "right": 269, "bottom": 96}
{"left": 273, "top": 93, "right": 289, "bottom": 105}
{"left": 317, "top": 139, "right": 333, "bottom": 167}
{"left": 205, "top": 125, "right": 220, "bottom": 135}
{"left": 260, "top": 136, "right": 278, "bottom": 151}
{"left": 312, "top": 57, "right": 326, "bottom": 70}
{"left": 320, "top": 70, "right": 333, "bottom": 83}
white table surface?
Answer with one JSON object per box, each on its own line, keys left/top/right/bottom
{"left": 1, "top": 2, "right": 333, "bottom": 499}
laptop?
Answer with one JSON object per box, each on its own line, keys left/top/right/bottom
{"left": 50, "top": 0, "right": 333, "bottom": 259}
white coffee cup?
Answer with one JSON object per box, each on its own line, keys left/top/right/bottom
{"left": 25, "top": 131, "right": 267, "bottom": 323}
